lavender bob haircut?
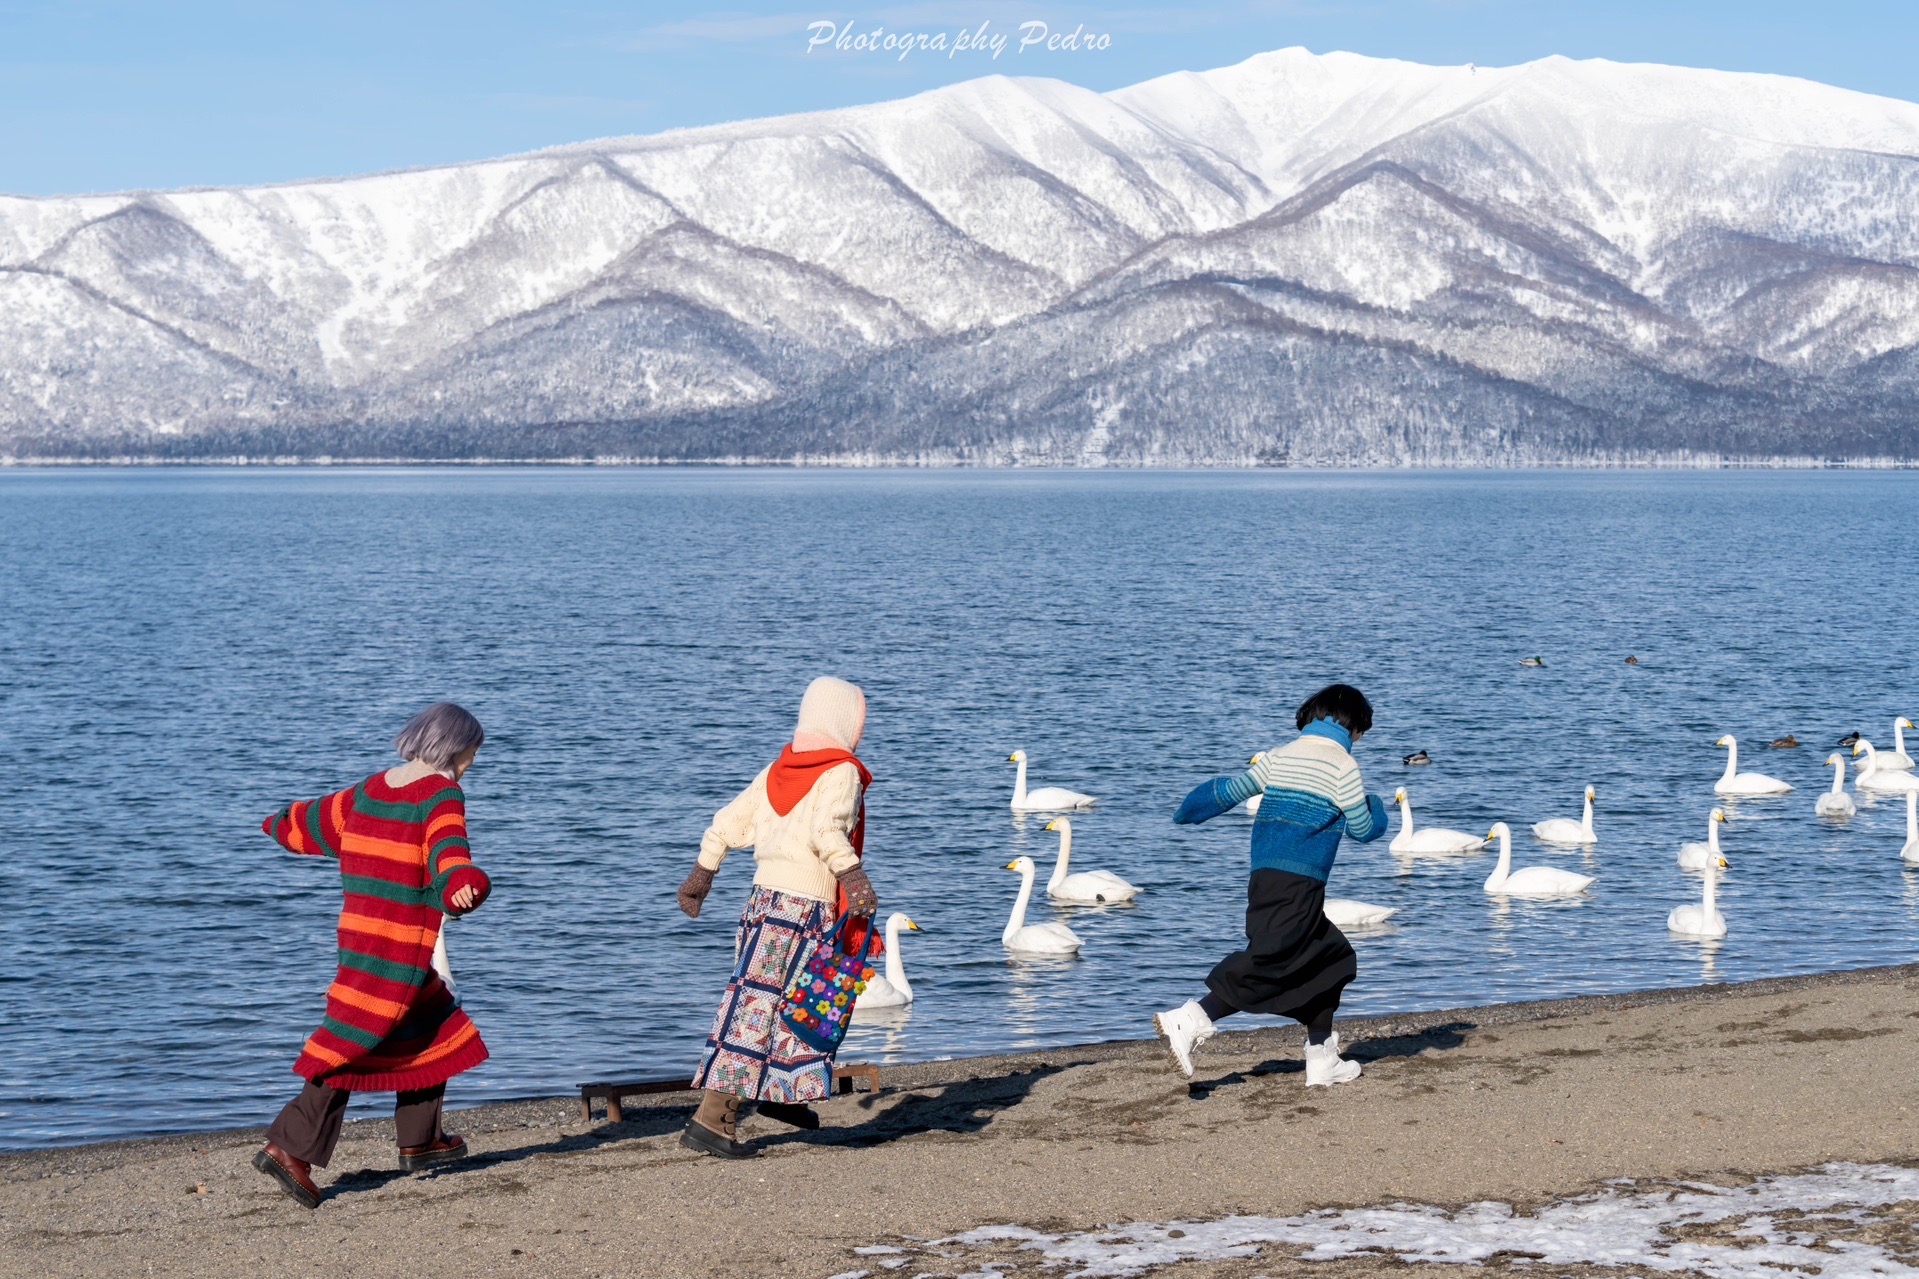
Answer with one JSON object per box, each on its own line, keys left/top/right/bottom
{"left": 394, "top": 702, "right": 485, "bottom": 770}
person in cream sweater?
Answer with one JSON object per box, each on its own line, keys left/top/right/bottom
{"left": 675, "top": 677, "right": 880, "bottom": 1158}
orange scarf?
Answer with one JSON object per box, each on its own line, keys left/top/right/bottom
{"left": 766, "top": 745, "right": 878, "bottom": 951}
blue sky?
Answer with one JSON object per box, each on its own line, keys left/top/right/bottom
{"left": 3, "top": 1, "right": 1915, "bottom": 196}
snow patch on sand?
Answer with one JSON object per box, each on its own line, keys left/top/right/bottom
{"left": 843, "top": 1163, "right": 1919, "bottom": 1278}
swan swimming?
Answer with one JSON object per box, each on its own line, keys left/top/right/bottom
{"left": 1678, "top": 807, "right": 1727, "bottom": 870}
{"left": 1324, "top": 898, "right": 1396, "bottom": 928}
{"left": 1007, "top": 750, "right": 1097, "bottom": 812}
{"left": 1853, "top": 740, "right": 1919, "bottom": 793}
{"left": 1816, "top": 752, "right": 1857, "bottom": 818}
{"left": 1713, "top": 735, "right": 1792, "bottom": 796}
{"left": 1902, "top": 791, "right": 1918, "bottom": 864}
{"left": 1668, "top": 848, "right": 1730, "bottom": 939}
{"left": 1001, "top": 857, "right": 1085, "bottom": 954}
{"left": 1531, "top": 785, "right": 1597, "bottom": 846}
{"left": 1390, "top": 787, "right": 1485, "bottom": 854}
{"left": 857, "top": 913, "right": 922, "bottom": 1008}
{"left": 1483, "top": 823, "right": 1593, "bottom": 897}
{"left": 1856, "top": 717, "right": 1916, "bottom": 773}
{"left": 1042, "top": 818, "right": 1141, "bottom": 903}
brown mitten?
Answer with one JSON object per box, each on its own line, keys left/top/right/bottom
{"left": 677, "top": 864, "right": 716, "bottom": 918}
{"left": 836, "top": 865, "right": 879, "bottom": 915}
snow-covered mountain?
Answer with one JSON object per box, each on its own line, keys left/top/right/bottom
{"left": 5, "top": 48, "right": 1919, "bottom": 463}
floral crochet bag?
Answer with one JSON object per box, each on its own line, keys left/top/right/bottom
{"left": 780, "top": 914, "right": 880, "bottom": 1054}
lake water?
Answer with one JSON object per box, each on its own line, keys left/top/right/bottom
{"left": 2, "top": 467, "right": 1917, "bottom": 1149}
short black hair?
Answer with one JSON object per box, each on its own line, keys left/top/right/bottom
{"left": 1296, "top": 683, "right": 1373, "bottom": 737}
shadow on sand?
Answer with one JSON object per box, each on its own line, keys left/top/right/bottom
{"left": 318, "top": 1066, "right": 1064, "bottom": 1199}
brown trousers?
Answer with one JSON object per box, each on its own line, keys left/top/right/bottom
{"left": 266, "top": 1080, "right": 445, "bottom": 1168}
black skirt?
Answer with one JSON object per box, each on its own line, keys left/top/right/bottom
{"left": 1206, "top": 869, "right": 1355, "bottom": 1021}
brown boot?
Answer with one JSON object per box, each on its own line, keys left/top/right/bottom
{"left": 679, "top": 1090, "right": 756, "bottom": 1160}
{"left": 252, "top": 1142, "right": 322, "bottom": 1209}
{"left": 398, "top": 1132, "right": 468, "bottom": 1172}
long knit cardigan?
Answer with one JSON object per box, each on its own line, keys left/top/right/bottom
{"left": 264, "top": 771, "right": 492, "bottom": 1091}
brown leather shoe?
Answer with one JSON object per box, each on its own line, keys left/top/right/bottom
{"left": 398, "top": 1132, "right": 468, "bottom": 1172}
{"left": 252, "top": 1142, "right": 321, "bottom": 1209}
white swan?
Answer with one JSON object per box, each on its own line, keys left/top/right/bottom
{"left": 858, "top": 913, "right": 921, "bottom": 1008}
{"left": 1856, "top": 717, "right": 1915, "bottom": 773}
{"left": 1678, "top": 808, "right": 1727, "bottom": 870}
{"left": 1531, "top": 785, "right": 1597, "bottom": 846}
{"left": 1389, "top": 788, "right": 1486, "bottom": 854}
{"left": 1001, "top": 857, "right": 1084, "bottom": 953}
{"left": 1816, "top": 752, "right": 1857, "bottom": 817}
{"left": 1668, "top": 848, "right": 1730, "bottom": 938}
{"left": 1854, "top": 740, "right": 1919, "bottom": 793}
{"left": 1042, "top": 818, "right": 1141, "bottom": 903}
{"left": 1901, "top": 791, "right": 1918, "bottom": 863}
{"left": 1482, "top": 823, "right": 1594, "bottom": 897}
{"left": 1241, "top": 753, "right": 1264, "bottom": 815}
{"left": 1008, "top": 750, "right": 1097, "bottom": 812}
{"left": 1324, "top": 898, "right": 1396, "bottom": 928}
{"left": 431, "top": 922, "right": 457, "bottom": 1000}
{"left": 1713, "top": 735, "right": 1792, "bottom": 796}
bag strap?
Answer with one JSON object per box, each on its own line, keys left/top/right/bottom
{"left": 830, "top": 912, "right": 880, "bottom": 962}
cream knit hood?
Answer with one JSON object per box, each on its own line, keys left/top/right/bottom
{"left": 792, "top": 677, "right": 866, "bottom": 753}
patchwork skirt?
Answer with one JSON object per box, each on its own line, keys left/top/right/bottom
{"left": 691, "top": 886, "right": 838, "bottom": 1103}
{"left": 1206, "top": 868, "right": 1355, "bottom": 1023}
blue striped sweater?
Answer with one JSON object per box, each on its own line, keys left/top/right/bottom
{"left": 1174, "top": 719, "right": 1387, "bottom": 882}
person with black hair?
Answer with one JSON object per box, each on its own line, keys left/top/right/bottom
{"left": 1153, "top": 683, "right": 1387, "bottom": 1086}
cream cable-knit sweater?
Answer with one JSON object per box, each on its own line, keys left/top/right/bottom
{"left": 697, "top": 761, "right": 863, "bottom": 904}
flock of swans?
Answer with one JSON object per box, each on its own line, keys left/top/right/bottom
{"left": 1366, "top": 723, "right": 1918, "bottom": 942}
{"left": 861, "top": 754, "right": 1129, "bottom": 1006}
{"left": 864, "top": 726, "right": 1919, "bottom": 1010}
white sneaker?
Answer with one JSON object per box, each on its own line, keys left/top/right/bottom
{"left": 1304, "top": 1031, "right": 1362, "bottom": 1087}
{"left": 1153, "top": 1000, "right": 1216, "bottom": 1079}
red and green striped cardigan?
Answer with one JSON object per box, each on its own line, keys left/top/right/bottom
{"left": 264, "top": 771, "right": 492, "bottom": 1091}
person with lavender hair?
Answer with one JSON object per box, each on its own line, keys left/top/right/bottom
{"left": 252, "top": 701, "right": 495, "bottom": 1209}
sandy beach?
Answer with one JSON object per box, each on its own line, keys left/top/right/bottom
{"left": 7, "top": 964, "right": 1919, "bottom": 1279}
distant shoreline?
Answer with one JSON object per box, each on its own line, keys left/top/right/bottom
{"left": 5, "top": 455, "right": 1919, "bottom": 469}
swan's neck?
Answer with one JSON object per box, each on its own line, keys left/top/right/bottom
{"left": 883, "top": 918, "right": 910, "bottom": 995}
{"left": 1897, "top": 722, "right": 1909, "bottom": 756}
{"left": 1831, "top": 758, "right": 1846, "bottom": 794}
{"left": 1013, "top": 758, "right": 1028, "bottom": 805}
{"left": 1860, "top": 745, "right": 1877, "bottom": 778}
{"left": 1484, "top": 833, "right": 1511, "bottom": 889}
{"left": 1004, "top": 869, "right": 1034, "bottom": 942}
{"left": 1398, "top": 795, "right": 1414, "bottom": 834}
{"left": 1702, "top": 859, "right": 1718, "bottom": 915}
{"left": 1907, "top": 791, "right": 1917, "bottom": 838}
{"left": 1048, "top": 827, "right": 1072, "bottom": 890}
{"left": 1720, "top": 742, "right": 1738, "bottom": 782}
{"left": 1707, "top": 820, "right": 1720, "bottom": 853}
{"left": 1581, "top": 792, "right": 1594, "bottom": 836}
